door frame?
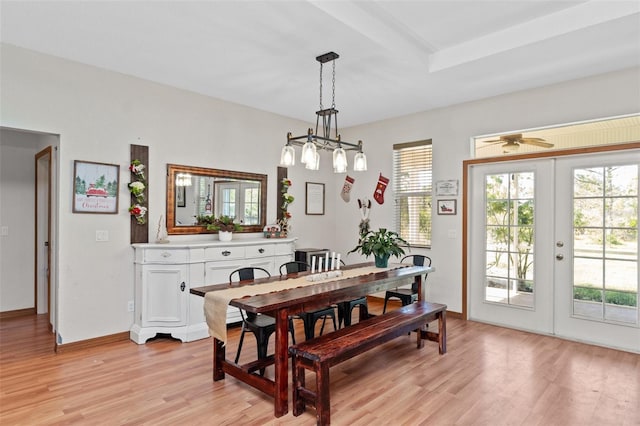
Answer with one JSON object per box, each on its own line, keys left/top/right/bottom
{"left": 462, "top": 142, "right": 640, "bottom": 321}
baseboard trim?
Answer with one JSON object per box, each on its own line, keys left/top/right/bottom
{"left": 0, "top": 308, "right": 36, "bottom": 320}
{"left": 55, "top": 331, "right": 130, "bottom": 353}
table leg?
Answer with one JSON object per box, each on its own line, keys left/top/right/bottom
{"left": 438, "top": 310, "right": 447, "bottom": 354}
{"left": 274, "top": 308, "right": 289, "bottom": 417}
{"left": 213, "top": 337, "right": 225, "bottom": 381}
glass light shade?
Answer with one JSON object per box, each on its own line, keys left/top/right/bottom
{"left": 280, "top": 145, "right": 295, "bottom": 166}
{"left": 333, "top": 147, "right": 348, "bottom": 173}
{"left": 175, "top": 173, "right": 192, "bottom": 186}
{"left": 305, "top": 150, "right": 320, "bottom": 170}
{"left": 301, "top": 140, "right": 316, "bottom": 165}
{"left": 502, "top": 142, "right": 519, "bottom": 153}
{"left": 353, "top": 151, "right": 367, "bottom": 171}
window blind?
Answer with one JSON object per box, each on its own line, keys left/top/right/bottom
{"left": 393, "top": 140, "right": 432, "bottom": 247}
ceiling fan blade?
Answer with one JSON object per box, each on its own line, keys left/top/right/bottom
{"left": 520, "top": 138, "right": 554, "bottom": 148}
{"left": 482, "top": 139, "right": 502, "bottom": 144}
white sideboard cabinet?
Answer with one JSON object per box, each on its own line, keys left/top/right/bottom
{"left": 131, "top": 237, "right": 296, "bottom": 344}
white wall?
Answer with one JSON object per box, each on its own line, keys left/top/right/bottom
{"left": 335, "top": 67, "right": 640, "bottom": 313}
{"left": 0, "top": 44, "right": 338, "bottom": 343}
{"left": 0, "top": 130, "right": 37, "bottom": 310}
{"left": 1, "top": 42, "right": 638, "bottom": 342}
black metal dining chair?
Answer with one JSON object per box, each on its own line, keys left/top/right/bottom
{"left": 382, "top": 255, "right": 431, "bottom": 313}
{"left": 279, "top": 261, "right": 338, "bottom": 340}
{"left": 230, "top": 267, "right": 294, "bottom": 375}
{"left": 330, "top": 259, "right": 369, "bottom": 328}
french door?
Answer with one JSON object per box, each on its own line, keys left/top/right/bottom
{"left": 468, "top": 150, "right": 639, "bottom": 352}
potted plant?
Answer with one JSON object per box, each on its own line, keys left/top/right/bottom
{"left": 207, "top": 216, "right": 241, "bottom": 241}
{"left": 348, "top": 228, "right": 408, "bottom": 268}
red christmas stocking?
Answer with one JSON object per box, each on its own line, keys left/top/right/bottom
{"left": 373, "top": 173, "right": 389, "bottom": 205}
{"left": 341, "top": 175, "right": 355, "bottom": 202}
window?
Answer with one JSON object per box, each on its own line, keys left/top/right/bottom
{"left": 393, "top": 140, "right": 432, "bottom": 247}
{"left": 214, "top": 181, "right": 260, "bottom": 224}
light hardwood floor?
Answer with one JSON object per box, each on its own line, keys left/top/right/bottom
{"left": 1, "top": 300, "right": 638, "bottom": 425}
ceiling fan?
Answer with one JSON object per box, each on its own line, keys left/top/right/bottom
{"left": 483, "top": 134, "right": 554, "bottom": 152}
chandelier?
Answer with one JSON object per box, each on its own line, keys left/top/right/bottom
{"left": 280, "top": 52, "right": 367, "bottom": 173}
{"left": 175, "top": 173, "right": 192, "bottom": 186}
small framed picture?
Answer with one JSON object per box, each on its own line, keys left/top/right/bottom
{"left": 73, "top": 160, "right": 120, "bottom": 214}
{"left": 437, "top": 199, "right": 457, "bottom": 215}
{"left": 305, "top": 182, "right": 325, "bottom": 215}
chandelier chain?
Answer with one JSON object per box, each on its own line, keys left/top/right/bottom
{"left": 319, "top": 62, "right": 323, "bottom": 110}
{"left": 331, "top": 60, "right": 336, "bottom": 109}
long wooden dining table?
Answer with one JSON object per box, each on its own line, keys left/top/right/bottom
{"left": 190, "top": 262, "right": 434, "bottom": 418}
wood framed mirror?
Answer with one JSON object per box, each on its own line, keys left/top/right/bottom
{"left": 166, "top": 164, "right": 267, "bottom": 235}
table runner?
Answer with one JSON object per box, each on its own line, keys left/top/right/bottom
{"left": 204, "top": 265, "right": 408, "bottom": 344}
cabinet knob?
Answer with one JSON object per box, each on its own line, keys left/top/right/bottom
{"left": 180, "top": 282, "right": 186, "bottom": 292}
{"left": 222, "top": 250, "right": 231, "bottom": 256}
{"left": 259, "top": 248, "right": 265, "bottom": 254}
{"left": 161, "top": 252, "right": 171, "bottom": 258}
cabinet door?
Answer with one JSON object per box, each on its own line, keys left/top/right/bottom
{"left": 142, "top": 265, "right": 188, "bottom": 327}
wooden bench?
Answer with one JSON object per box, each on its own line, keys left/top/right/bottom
{"left": 289, "top": 301, "right": 447, "bottom": 425}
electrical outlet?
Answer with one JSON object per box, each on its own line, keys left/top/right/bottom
{"left": 96, "top": 230, "right": 109, "bottom": 242}
{"left": 127, "top": 300, "right": 135, "bottom": 312}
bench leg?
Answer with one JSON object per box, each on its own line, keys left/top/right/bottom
{"left": 292, "top": 354, "right": 306, "bottom": 416}
{"left": 316, "top": 363, "right": 331, "bottom": 426}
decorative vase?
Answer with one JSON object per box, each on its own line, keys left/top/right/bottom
{"left": 374, "top": 254, "right": 389, "bottom": 268}
{"left": 219, "top": 231, "right": 233, "bottom": 242}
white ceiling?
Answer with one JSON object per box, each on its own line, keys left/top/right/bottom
{"left": 1, "top": 1, "right": 639, "bottom": 127}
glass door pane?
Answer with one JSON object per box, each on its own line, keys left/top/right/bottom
{"left": 572, "top": 165, "right": 638, "bottom": 324}
{"left": 484, "top": 172, "right": 535, "bottom": 308}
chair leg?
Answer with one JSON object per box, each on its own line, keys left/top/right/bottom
{"left": 256, "top": 328, "right": 273, "bottom": 376}
{"left": 382, "top": 295, "right": 390, "bottom": 313}
{"left": 234, "top": 327, "right": 246, "bottom": 364}
{"left": 331, "top": 312, "right": 338, "bottom": 332}
{"left": 319, "top": 315, "right": 327, "bottom": 336}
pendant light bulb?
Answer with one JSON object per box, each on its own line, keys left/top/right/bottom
{"left": 280, "top": 144, "right": 295, "bottom": 166}
{"left": 353, "top": 151, "right": 367, "bottom": 172}
{"left": 333, "top": 147, "right": 347, "bottom": 173}
{"left": 305, "top": 150, "right": 320, "bottom": 170}
{"left": 301, "top": 136, "right": 316, "bottom": 165}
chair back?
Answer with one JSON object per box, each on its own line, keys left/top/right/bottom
{"left": 401, "top": 255, "right": 432, "bottom": 291}
{"left": 279, "top": 261, "right": 310, "bottom": 276}
{"left": 229, "top": 267, "right": 271, "bottom": 283}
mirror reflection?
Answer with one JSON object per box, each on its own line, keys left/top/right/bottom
{"left": 167, "top": 164, "right": 267, "bottom": 235}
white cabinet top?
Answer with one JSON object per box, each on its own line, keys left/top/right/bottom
{"left": 132, "top": 237, "right": 297, "bottom": 250}
{"left": 132, "top": 237, "right": 297, "bottom": 264}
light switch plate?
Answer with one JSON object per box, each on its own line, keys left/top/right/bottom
{"left": 1, "top": 226, "right": 8, "bottom": 236}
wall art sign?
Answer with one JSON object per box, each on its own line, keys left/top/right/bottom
{"left": 435, "top": 179, "right": 459, "bottom": 196}
{"left": 73, "top": 160, "right": 120, "bottom": 214}
{"left": 305, "top": 182, "right": 325, "bottom": 215}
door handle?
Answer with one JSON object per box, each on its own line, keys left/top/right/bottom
{"left": 180, "top": 281, "right": 186, "bottom": 292}
{"left": 556, "top": 254, "right": 564, "bottom": 260}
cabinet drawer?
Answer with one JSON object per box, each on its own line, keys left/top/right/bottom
{"left": 143, "top": 249, "right": 188, "bottom": 263}
{"left": 205, "top": 246, "right": 246, "bottom": 261}
{"left": 246, "top": 244, "right": 275, "bottom": 258}
{"left": 275, "top": 242, "right": 295, "bottom": 256}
